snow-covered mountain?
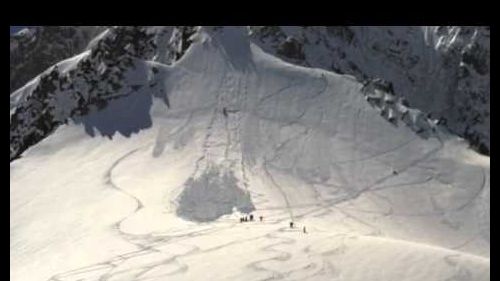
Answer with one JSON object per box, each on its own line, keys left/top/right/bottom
{"left": 10, "top": 27, "right": 489, "bottom": 281}
{"left": 10, "top": 26, "right": 156, "bottom": 161}
{"left": 10, "top": 26, "right": 106, "bottom": 93}
{"left": 10, "top": 26, "right": 490, "bottom": 159}
{"left": 249, "top": 26, "right": 490, "bottom": 156}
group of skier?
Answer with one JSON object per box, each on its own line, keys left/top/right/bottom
{"left": 240, "top": 214, "right": 263, "bottom": 223}
{"left": 240, "top": 214, "right": 307, "bottom": 233}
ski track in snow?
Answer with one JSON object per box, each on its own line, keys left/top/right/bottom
{"left": 44, "top": 99, "right": 487, "bottom": 281}
{"left": 45, "top": 74, "right": 323, "bottom": 281}
{"left": 11, "top": 28, "right": 488, "bottom": 281}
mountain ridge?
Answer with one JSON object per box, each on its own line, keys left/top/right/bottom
{"left": 10, "top": 26, "right": 490, "bottom": 160}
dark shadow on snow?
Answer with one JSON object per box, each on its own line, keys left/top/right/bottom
{"left": 72, "top": 90, "right": 153, "bottom": 139}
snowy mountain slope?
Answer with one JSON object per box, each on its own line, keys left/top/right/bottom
{"left": 11, "top": 27, "right": 489, "bottom": 281}
{"left": 10, "top": 26, "right": 106, "bottom": 93}
{"left": 9, "top": 26, "right": 201, "bottom": 161}
{"left": 10, "top": 26, "right": 156, "bottom": 161}
{"left": 10, "top": 26, "right": 490, "bottom": 160}
{"left": 249, "top": 26, "right": 490, "bottom": 155}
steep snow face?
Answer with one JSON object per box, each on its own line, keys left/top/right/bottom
{"left": 249, "top": 26, "right": 490, "bottom": 155}
{"left": 11, "top": 27, "right": 489, "bottom": 281}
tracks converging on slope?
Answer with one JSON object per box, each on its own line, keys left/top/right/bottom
{"left": 42, "top": 47, "right": 489, "bottom": 281}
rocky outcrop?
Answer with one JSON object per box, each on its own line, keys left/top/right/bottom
{"left": 249, "top": 26, "right": 490, "bottom": 155}
{"left": 10, "top": 27, "right": 157, "bottom": 161}
{"left": 10, "top": 26, "right": 106, "bottom": 93}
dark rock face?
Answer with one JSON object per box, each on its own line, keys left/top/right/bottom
{"left": 277, "top": 37, "right": 305, "bottom": 61}
{"left": 10, "top": 26, "right": 106, "bottom": 93}
{"left": 326, "top": 26, "right": 355, "bottom": 44}
{"left": 165, "top": 26, "right": 198, "bottom": 62}
{"left": 462, "top": 42, "right": 489, "bottom": 76}
{"left": 10, "top": 27, "right": 157, "bottom": 161}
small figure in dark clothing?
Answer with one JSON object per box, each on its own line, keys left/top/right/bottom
{"left": 290, "top": 221, "right": 294, "bottom": 228}
{"left": 303, "top": 226, "right": 307, "bottom": 233}
{"left": 393, "top": 170, "right": 398, "bottom": 175}
{"left": 240, "top": 217, "right": 244, "bottom": 223}
{"left": 244, "top": 216, "right": 247, "bottom": 222}
{"left": 249, "top": 214, "right": 254, "bottom": 221}
{"left": 223, "top": 107, "right": 228, "bottom": 117}
{"left": 259, "top": 216, "right": 263, "bottom": 222}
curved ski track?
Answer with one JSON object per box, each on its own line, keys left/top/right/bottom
{"left": 45, "top": 66, "right": 489, "bottom": 281}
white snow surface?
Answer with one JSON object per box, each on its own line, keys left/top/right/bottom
{"left": 11, "top": 27, "right": 489, "bottom": 281}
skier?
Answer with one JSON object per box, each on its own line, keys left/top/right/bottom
{"left": 240, "top": 217, "right": 244, "bottom": 223}
{"left": 249, "top": 214, "right": 254, "bottom": 221}
{"left": 223, "top": 107, "right": 228, "bottom": 117}
{"left": 303, "top": 226, "right": 307, "bottom": 233}
{"left": 259, "top": 216, "right": 263, "bottom": 222}
{"left": 290, "top": 221, "right": 294, "bottom": 228}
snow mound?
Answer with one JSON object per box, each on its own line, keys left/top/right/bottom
{"left": 176, "top": 166, "right": 254, "bottom": 222}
